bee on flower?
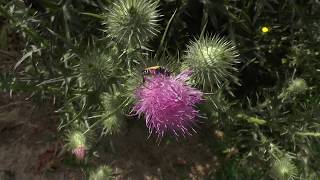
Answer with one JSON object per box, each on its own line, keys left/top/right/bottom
{"left": 142, "top": 66, "right": 171, "bottom": 82}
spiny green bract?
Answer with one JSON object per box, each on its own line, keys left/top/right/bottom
{"left": 122, "top": 70, "right": 142, "bottom": 100}
{"left": 101, "top": 92, "right": 125, "bottom": 135}
{"left": 89, "top": 165, "right": 113, "bottom": 180}
{"left": 67, "top": 131, "right": 86, "bottom": 150}
{"left": 79, "top": 52, "right": 115, "bottom": 91}
{"left": 183, "top": 35, "right": 240, "bottom": 90}
{"left": 103, "top": 0, "right": 161, "bottom": 48}
{"left": 270, "top": 157, "right": 298, "bottom": 180}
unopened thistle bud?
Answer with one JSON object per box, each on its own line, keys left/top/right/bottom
{"left": 103, "top": 0, "right": 161, "bottom": 47}
{"left": 287, "top": 78, "right": 308, "bottom": 94}
{"left": 80, "top": 52, "right": 115, "bottom": 91}
{"left": 101, "top": 92, "right": 125, "bottom": 135}
{"left": 278, "top": 78, "right": 308, "bottom": 100}
{"left": 89, "top": 165, "right": 113, "bottom": 180}
{"left": 270, "top": 157, "right": 298, "bottom": 180}
{"left": 183, "top": 35, "right": 240, "bottom": 90}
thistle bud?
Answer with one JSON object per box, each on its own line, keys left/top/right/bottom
{"left": 66, "top": 130, "right": 88, "bottom": 160}
{"left": 183, "top": 35, "right": 240, "bottom": 90}
{"left": 101, "top": 92, "right": 125, "bottom": 135}
{"left": 103, "top": 0, "right": 161, "bottom": 48}
{"left": 270, "top": 157, "right": 298, "bottom": 180}
{"left": 65, "top": 122, "right": 94, "bottom": 161}
{"left": 80, "top": 52, "right": 115, "bottom": 91}
{"left": 287, "top": 78, "right": 308, "bottom": 94}
{"left": 278, "top": 78, "right": 308, "bottom": 100}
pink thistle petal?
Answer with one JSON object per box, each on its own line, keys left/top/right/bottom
{"left": 133, "top": 71, "right": 203, "bottom": 138}
{"left": 175, "top": 69, "right": 193, "bottom": 82}
{"left": 72, "top": 146, "right": 86, "bottom": 160}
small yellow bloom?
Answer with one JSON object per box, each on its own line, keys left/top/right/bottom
{"left": 261, "top": 26, "right": 270, "bottom": 33}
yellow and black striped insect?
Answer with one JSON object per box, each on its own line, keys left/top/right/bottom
{"left": 142, "top": 66, "right": 171, "bottom": 82}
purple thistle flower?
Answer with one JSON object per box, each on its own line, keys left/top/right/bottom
{"left": 72, "top": 146, "right": 86, "bottom": 160}
{"left": 133, "top": 69, "right": 203, "bottom": 138}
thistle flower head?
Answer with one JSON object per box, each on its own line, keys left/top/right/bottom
{"left": 270, "top": 157, "right": 298, "bottom": 180}
{"left": 104, "top": 0, "right": 161, "bottom": 47}
{"left": 132, "top": 69, "right": 203, "bottom": 138}
{"left": 183, "top": 35, "right": 240, "bottom": 90}
{"left": 89, "top": 165, "right": 113, "bottom": 180}
{"left": 80, "top": 52, "right": 115, "bottom": 91}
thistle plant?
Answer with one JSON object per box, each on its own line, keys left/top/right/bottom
{"left": 89, "top": 165, "right": 113, "bottom": 180}
{"left": 4, "top": 0, "right": 320, "bottom": 178}
{"left": 79, "top": 52, "right": 115, "bottom": 91}
{"left": 132, "top": 69, "right": 203, "bottom": 138}
{"left": 183, "top": 35, "right": 240, "bottom": 90}
{"left": 103, "top": 0, "right": 161, "bottom": 48}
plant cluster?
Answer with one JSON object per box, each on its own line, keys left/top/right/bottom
{"left": 1, "top": 0, "right": 320, "bottom": 179}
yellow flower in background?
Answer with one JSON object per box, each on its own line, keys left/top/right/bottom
{"left": 261, "top": 26, "right": 270, "bottom": 33}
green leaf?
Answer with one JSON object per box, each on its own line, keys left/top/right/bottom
{"left": 14, "top": 47, "right": 41, "bottom": 70}
{"left": 79, "top": 12, "right": 106, "bottom": 19}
